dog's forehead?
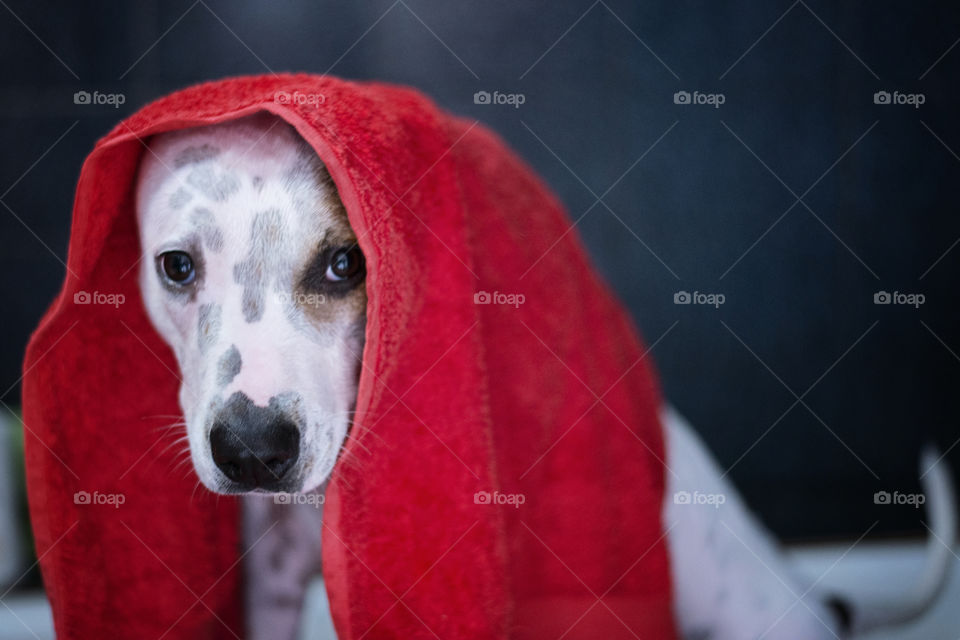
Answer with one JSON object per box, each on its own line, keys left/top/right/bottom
{"left": 137, "top": 113, "right": 348, "bottom": 253}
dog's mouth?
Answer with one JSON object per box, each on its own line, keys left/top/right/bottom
{"left": 216, "top": 477, "right": 304, "bottom": 495}
{"left": 209, "top": 448, "right": 333, "bottom": 495}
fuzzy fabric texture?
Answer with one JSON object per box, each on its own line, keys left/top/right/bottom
{"left": 22, "top": 74, "right": 676, "bottom": 639}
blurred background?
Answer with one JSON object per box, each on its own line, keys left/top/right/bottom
{"left": 0, "top": 1, "right": 958, "bottom": 637}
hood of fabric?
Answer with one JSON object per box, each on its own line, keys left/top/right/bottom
{"left": 22, "top": 74, "right": 675, "bottom": 639}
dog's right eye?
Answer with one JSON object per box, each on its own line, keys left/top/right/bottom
{"left": 326, "top": 247, "right": 365, "bottom": 282}
{"left": 158, "top": 251, "right": 196, "bottom": 285}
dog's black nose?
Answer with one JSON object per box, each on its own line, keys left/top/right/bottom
{"left": 209, "top": 393, "right": 300, "bottom": 490}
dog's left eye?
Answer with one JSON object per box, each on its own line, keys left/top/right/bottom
{"left": 159, "top": 251, "right": 196, "bottom": 285}
{"left": 325, "top": 247, "right": 364, "bottom": 282}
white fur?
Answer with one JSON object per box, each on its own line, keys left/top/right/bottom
{"left": 663, "top": 406, "right": 842, "bottom": 639}
{"left": 663, "top": 406, "right": 956, "bottom": 639}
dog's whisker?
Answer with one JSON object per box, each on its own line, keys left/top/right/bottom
{"left": 329, "top": 468, "right": 359, "bottom": 491}
{"left": 326, "top": 466, "right": 356, "bottom": 491}
{"left": 350, "top": 432, "right": 385, "bottom": 454}
{"left": 346, "top": 419, "right": 387, "bottom": 446}
{"left": 172, "top": 462, "right": 194, "bottom": 477}
{"left": 344, "top": 435, "right": 373, "bottom": 457}
{"left": 335, "top": 446, "right": 364, "bottom": 464}
{"left": 171, "top": 447, "right": 193, "bottom": 463}
{"left": 159, "top": 441, "right": 192, "bottom": 460}
{"left": 170, "top": 455, "right": 196, "bottom": 476}
{"left": 151, "top": 422, "right": 187, "bottom": 435}
{"left": 190, "top": 477, "right": 203, "bottom": 501}
{"left": 332, "top": 448, "right": 368, "bottom": 481}
{"left": 159, "top": 434, "right": 192, "bottom": 455}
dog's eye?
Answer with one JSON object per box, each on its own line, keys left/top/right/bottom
{"left": 325, "top": 247, "right": 364, "bottom": 282}
{"left": 159, "top": 251, "right": 196, "bottom": 285}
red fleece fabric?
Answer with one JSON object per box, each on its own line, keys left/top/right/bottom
{"left": 22, "top": 74, "right": 676, "bottom": 639}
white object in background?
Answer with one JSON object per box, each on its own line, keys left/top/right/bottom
{"left": 0, "top": 412, "right": 23, "bottom": 589}
{"left": 0, "top": 593, "right": 54, "bottom": 640}
{"left": 298, "top": 576, "right": 338, "bottom": 640}
{"left": 788, "top": 542, "right": 960, "bottom": 640}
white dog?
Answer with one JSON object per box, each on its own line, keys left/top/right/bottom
{"left": 136, "top": 113, "right": 955, "bottom": 640}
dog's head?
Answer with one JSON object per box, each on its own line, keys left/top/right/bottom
{"left": 135, "top": 113, "right": 366, "bottom": 494}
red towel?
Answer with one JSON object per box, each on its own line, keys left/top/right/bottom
{"left": 22, "top": 74, "right": 676, "bottom": 639}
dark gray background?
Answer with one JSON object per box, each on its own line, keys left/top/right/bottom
{"left": 1, "top": 1, "right": 958, "bottom": 541}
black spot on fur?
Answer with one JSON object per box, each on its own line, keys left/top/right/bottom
{"left": 826, "top": 595, "right": 853, "bottom": 634}
{"left": 187, "top": 165, "right": 239, "bottom": 202}
{"left": 174, "top": 143, "right": 221, "bottom": 168}
{"left": 233, "top": 209, "right": 285, "bottom": 322}
{"left": 216, "top": 345, "right": 242, "bottom": 387}
{"left": 192, "top": 207, "right": 225, "bottom": 253}
{"left": 197, "top": 303, "right": 221, "bottom": 354}
{"left": 169, "top": 187, "right": 193, "bottom": 210}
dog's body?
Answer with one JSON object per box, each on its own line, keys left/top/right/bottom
{"left": 136, "top": 114, "right": 954, "bottom": 640}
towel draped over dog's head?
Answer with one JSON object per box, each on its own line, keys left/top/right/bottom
{"left": 22, "top": 74, "right": 676, "bottom": 639}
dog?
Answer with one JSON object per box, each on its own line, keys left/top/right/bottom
{"left": 136, "top": 113, "right": 955, "bottom": 640}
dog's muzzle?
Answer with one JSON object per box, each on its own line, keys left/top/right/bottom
{"left": 209, "top": 392, "right": 300, "bottom": 491}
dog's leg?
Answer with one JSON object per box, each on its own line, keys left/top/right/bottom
{"left": 243, "top": 494, "right": 325, "bottom": 640}
{"left": 662, "top": 405, "right": 843, "bottom": 640}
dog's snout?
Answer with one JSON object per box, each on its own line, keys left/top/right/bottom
{"left": 209, "top": 393, "right": 300, "bottom": 490}
{"left": 210, "top": 420, "right": 298, "bottom": 488}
